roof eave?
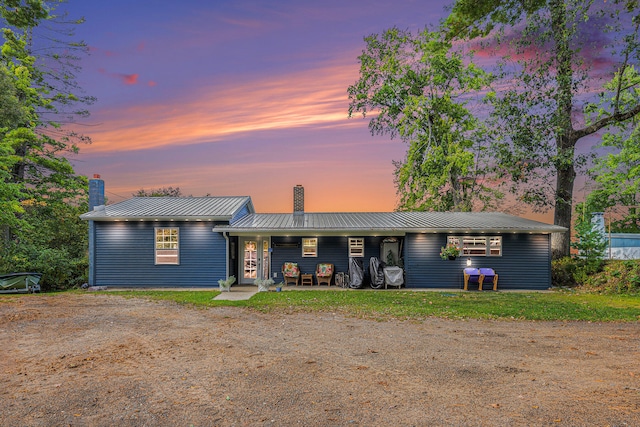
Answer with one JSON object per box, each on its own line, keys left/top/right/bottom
{"left": 214, "top": 226, "right": 567, "bottom": 234}
{"left": 81, "top": 216, "right": 233, "bottom": 222}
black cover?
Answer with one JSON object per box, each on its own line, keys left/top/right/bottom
{"left": 369, "top": 257, "right": 385, "bottom": 289}
{"left": 348, "top": 257, "right": 364, "bottom": 289}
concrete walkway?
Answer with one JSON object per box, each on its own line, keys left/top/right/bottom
{"left": 212, "top": 284, "right": 346, "bottom": 300}
{"left": 213, "top": 285, "right": 259, "bottom": 301}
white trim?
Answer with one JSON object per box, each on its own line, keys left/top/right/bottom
{"left": 348, "top": 237, "right": 365, "bottom": 257}
{"left": 155, "top": 227, "right": 180, "bottom": 265}
{"left": 447, "top": 235, "right": 502, "bottom": 257}
{"left": 302, "top": 238, "right": 318, "bottom": 257}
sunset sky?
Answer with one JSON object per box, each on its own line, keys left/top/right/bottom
{"left": 57, "top": 0, "right": 605, "bottom": 221}
{"left": 59, "top": 0, "right": 452, "bottom": 213}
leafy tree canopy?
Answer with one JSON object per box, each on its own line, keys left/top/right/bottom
{"left": 442, "top": 0, "right": 640, "bottom": 257}
{"left": 348, "top": 28, "right": 500, "bottom": 212}
{"left": 0, "top": 0, "right": 92, "bottom": 289}
{"left": 134, "top": 187, "right": 184, "bottom": 197}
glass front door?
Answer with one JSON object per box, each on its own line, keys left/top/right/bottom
{"left": 239, "top": 237, "right": 270, "bottom": 284}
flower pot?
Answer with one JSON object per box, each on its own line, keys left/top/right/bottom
{"left": 448, "top": 256, "right": 457, "bottom": 261}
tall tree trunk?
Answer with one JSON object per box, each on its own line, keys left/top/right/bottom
{"left": 11, "top": 141, "right": 27, "bottom": 183}
{"left": 550, "top": 0, "right": 573, "bottom": 258}
{"left": 552, "top": 143, "right": 576, "bottom": 258}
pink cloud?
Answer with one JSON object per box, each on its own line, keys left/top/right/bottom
{"left": 98, "top": 69, "right": 141, "bottom": 85}
{"left": 84, "top": 58, "right": 362, "bottom": 154}
{"left": 148, "top": 80, "right": 157, "bottom": 87}
{"left": 467, "top": 12, "right": 617, "bottom": 75}
{"left": 122, "top": 74, "right": 139, "bottom": 85}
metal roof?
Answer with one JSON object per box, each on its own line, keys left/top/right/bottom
{"left": 80, "top": 196, "right": 254, "bottom": 221}
{"left": 215, "top": 212, "right": 567, "bottom": 234}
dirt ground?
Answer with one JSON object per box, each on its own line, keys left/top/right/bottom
{"left": 0, "top": 293, "right": 639, "bottom": 426}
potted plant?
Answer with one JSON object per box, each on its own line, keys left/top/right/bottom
{"left": 255, "top": 278, "right": 274, "bottom": 292}
{"left": 218, "top": 275, "right": 236, "bottom": 292}
{"left": 440, "top": 243, "right": 461, "bottom": 260}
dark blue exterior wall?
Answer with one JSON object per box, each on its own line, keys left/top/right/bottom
{"left": 232, "top": 205, "right": 251, "bottom": 222}
{"left": 270, "top": 236, "right": 387, "bottom": 283}
{"left": 94, "top": 221, "right": 226, "bottom": 287}
{"left": 92, "top": 223, "right": 553, "bottom": 289}
{"left": 404, "top": 233, "right": 552, "bottom": 290}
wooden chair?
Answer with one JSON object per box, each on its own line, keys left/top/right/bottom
{"left": 315, "top": 263, "right": 334, "bottom": 286}
{"left": 463, "top": 268, "right": 481, "bottom": 291}
{"left": 479, "top": 268, "right": 499, "bottom": 291}
{"left": 282, "top": 262, "right": 300, "bottom": 286}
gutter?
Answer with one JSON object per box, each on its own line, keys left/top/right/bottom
{"left": 213, "top": 227, "right": 567, "bottom": 234}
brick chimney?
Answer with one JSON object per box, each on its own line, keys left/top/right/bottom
{"left": 89, "top": 174, "right": 105, "bottom": 211}
{"left": 293, "top": 185, "right": 304, "bottom": 215}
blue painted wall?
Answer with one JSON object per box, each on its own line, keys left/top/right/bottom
{"left": 270, "top": 236, "right": 386, "bottom": 284}
{"left": 232, "top": 205, "right": 251, "bottom": 222}
{"left": 94, "top": 221, "right": 226, "bottom": 287}
{"left": 404, "top": 233, "right": 551, "bottom": 290}
{"left": 92, "top": 224, "right": 553, "bottom": 289}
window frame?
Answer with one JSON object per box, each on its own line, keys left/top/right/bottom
{"left": 348, "top": 237, "right": 365, "bottom": 257}
{"left": 155, "top": 227, "right": 180, "bottom": 265}
{"left": 447, "top": 235, "right": 502, "bottom": 257}
{"left": 301, "top": 238, "right": 318, "bottom": 258}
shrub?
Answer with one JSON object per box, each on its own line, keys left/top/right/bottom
{"left": 553, "top": 258, "right": 640, "bottom": 294}
{"left": 0, "top": 245, "right": 87, "bottom": 291}
{"left": 551, "top": 257, "right": 579, "bottom": 288}
{"left": 582, "top": 260, "right": 640, "bottom": 294}
{"left": 552, "top": 256, "right": 606, "bottom": 289}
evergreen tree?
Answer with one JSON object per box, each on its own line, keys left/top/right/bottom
{"left": 0, "top": 1, "right": 92, "bottom": 289}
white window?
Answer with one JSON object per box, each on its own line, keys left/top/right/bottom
{"left": 349, "top": 238, "right": 365, "bottom": 257}
{"left": 489, "top": 236, "right": 502, "bottom": 256}
{"left": 155, "top": 227, "right": 179, "bottom": 265}
{"left": 447, "top": 236, "right": 502, "bottom": 257}
{"left": 302, "top": 238, "right": 317, "bottom": 257}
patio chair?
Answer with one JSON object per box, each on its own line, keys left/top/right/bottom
{"left": 315, "top": 263, "right": 334, "bottom": 286}
{"left": 479, "top": 268, "right": 499, "bottom": 291}
{"left": 282, "top": 262, "right": 300, "bottom": 286}
{"left": 463, "top": 268, "right": 481, "bottom": 291}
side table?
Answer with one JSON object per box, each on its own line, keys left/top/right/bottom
{"left": 301, "top": 274, "right": 313, "bottom": 286}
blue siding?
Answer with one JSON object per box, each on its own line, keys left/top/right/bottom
{"left": 231, "top": 205, "right": 251, "bottom": 222}
{"left": 88, "top": 221, "right": 96, "bottom": 286}
{"left": 270, "top": 236, "right": 386, "bottom": 283}
{"left": 405, "top": 233, "right": 551, "bottom": 290}
{"left": 94, "top": 221, "right": 226, "bottom": 287}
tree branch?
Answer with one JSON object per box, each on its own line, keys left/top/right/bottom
{"left": 573, "top": 103, "right": 640, "bottom": 140}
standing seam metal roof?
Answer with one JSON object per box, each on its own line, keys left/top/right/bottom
{"left": 215, "top": 212, "right": 566, "bottom": 233}
{"left": 79, "top": 196, "right": 253, "bottom": 220}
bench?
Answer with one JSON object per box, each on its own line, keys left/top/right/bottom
{"left": 478, "top": 268, "right": 498, "bottom": 291}
{"left": 463, "top": 268, "right": 498, "bottom": 291}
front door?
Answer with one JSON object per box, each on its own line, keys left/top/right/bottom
{"left": 239, "top": 237, "right": 271, "bottom": 284}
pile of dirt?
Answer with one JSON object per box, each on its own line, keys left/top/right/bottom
{"left": 1, "top": 293, "right": 639, "bottom": 426}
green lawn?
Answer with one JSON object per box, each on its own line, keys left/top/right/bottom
{"left": 106, "top": 289, "right": 640, "bottom": 322}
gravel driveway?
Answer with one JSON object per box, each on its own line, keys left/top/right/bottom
{"left": 1, "top": 293, "right": 639, "bottom": 426}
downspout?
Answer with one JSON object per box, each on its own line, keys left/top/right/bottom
{"left": 223, "top": 232, "right": 230, "bottom": 279}
{"left": 88, "top": 220, "right": 95, "bottom": 286}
